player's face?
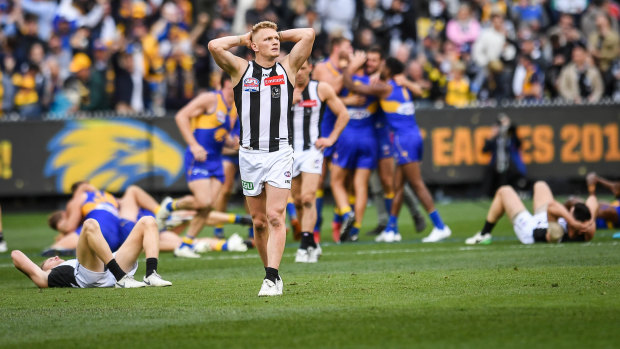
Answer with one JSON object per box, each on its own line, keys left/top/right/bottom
{"left": 295, "top": 61, "right": 312, "bottom": 86}
{"left": 335, "top": 40, "right": 353, "bottom": 60}
{"left": 42, "top": 256, "right": 65, "bottom": 271}
{"left": 252, "top": 28, "right": 280, "bottom": 59}
{"left": 366, "top": 52, "right": 382, "bottom": 75}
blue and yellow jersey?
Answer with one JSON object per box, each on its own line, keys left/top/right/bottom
{"left": 380, "top": 80, "right": 418, "bottom": 133}
{"left": 190, "top": 91, "right": 233, "bottom": 158}
{"left": 81, "top": 190, "right": 119, "bottom": 217}
{"left": 341, "top": 74, "right": 378, "bottom": 129}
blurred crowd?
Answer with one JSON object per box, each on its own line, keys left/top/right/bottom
{"left": 1, "top": 0, "right": 619, "bottom": 119}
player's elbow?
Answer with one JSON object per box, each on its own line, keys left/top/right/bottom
{"left": 207, "top": 40, "right": 221, "bottom": 54}
{"left": 11, "top": 250, "right": 22, "bottom": 265}
{"left": 304, "top": 28, "right": 316, "bottom": 40}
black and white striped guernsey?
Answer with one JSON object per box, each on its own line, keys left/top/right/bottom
{"left": 233, "top": 61, "right": 294, "bottom": 152}
{"left": 291, "top": 80, "right": 326, "bottom": 151}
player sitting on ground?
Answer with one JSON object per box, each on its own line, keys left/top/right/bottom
{"left": 466, "top": 181, "right": 597, "bottom": 245}
{"left": 12, "top": 216, "right": 171, "bottom": 288}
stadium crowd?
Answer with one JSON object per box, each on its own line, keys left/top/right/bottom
{"left": 1, "top": 0, "right": 619, "bottom": 119}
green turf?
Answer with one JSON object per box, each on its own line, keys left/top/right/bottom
{"left": 0, "top": 200, "right": 619, "bottom": 348}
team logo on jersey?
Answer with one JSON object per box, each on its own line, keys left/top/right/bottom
{"left": 264, "top": 75, "right": 285, "bottom": 86}
{"left": 299, "top": 100, "right": 317, "bottom": 107}
{"left": 45, "top": 119, "right": 183, "bottom": 193}
{"left": 241, "top": 180, "right": 254, "bottom": 190}
{"left": 284, "top": 171, "right": 291, "bottom": 178}
{"left": 243, "top": 77, "right": 260, "bottom": 92}
{"left": 272, "top": 86, "right": 280, "bottom": 99}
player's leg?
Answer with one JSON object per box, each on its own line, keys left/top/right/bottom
{"left": 246, "top": 192, "right": 268, "bottom": 266}
{"left": 533, "top": 181, "right": 555, "bottom": 213}
{"left": 295, "top": 172, "right": 322, "bottom": 262}
{"left": 400, "top": 161, "right": 451, "bottom": 242}
{"left": 378, "top": 157, "right": 395, "bottom": 224}
{"left": 264, "top": 184, "right": 289, "bottom": 270}
{"left": 76, "top": 219, "right": 112, "bottom": 273}
{"left": 377, "top": 165, "right": 405, "bottom": 242}
{"left": 118, "top": 185, "right": 160, "bottom": 221}
{"left": 331, "top": 164, "right": 354, "bottom": 241}
{"left": 212, "top": 160, "right": 238, "bottom": 237}
{"left": 591, "top": 173, "right": 620, "bottom": 197}
{"left": 116, "top": 216, "right": 171, "bottom": 286}
{"left": 403, "top": 183, "right": 426, "bottom": 233}
{"left": 367, "top": 170, "right": 388, "bottom": 236}
{"left": 348, "top": 168, "right": 371, "bottom": 241}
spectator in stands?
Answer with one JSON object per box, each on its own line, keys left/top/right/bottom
{"left": 446, "top": 3, "right": 480, "bottom": 52}
{"left": 511, "top": 0, "right": 546, "bottom": 28}
{"left": 113, "top": 49, "right": 150, "bottom": 114}
{"left": 472, "top": 11, "right": 509, "bottom": 98}
{"left": 587, "top": 13, "right": 620, "bottom": 95}
{"left": 316, "top": 0, "right": 356, "bottom": 40}
{"left": 405, "top": 59, "right": 433, "bottom": 107}
{"left": 513, "top": 55, "right": 543, "bottom": 102}
{"left": 356, "top": 0, "right": 386, "bottom": 41}
{"left": 1, "top": 55, "right": 17, "bottom": 115}
{"left": 245, "top": 0, "right": 278, "bottom": 31}
{"left": 557, "top": 44, "right": 604, "bottom": 103}
{"left": 65, "top": 52, "right": 107, "bottom": 111}
{"left": 547, "top": 13, "right": 585, "bottom": 64}
{"left": 12, "top": 61, "right": 42, "bottom": 118}
{"left": 482, "top": 113, "right": 526, "bottom": 197}
{"left": 384, "top": 0, "right": 417, "bottom": 55}
{"left": 581, "top": 0, "right": 619, "bottom": 39}
{"left": 445, "top": 61, "right": 471, "bottom": 107}
{"left": 20, "top": 0, "right": 57, "bottom": 41}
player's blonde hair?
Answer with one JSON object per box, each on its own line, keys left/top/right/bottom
{"left": 547, "top": 222, "right": 564, "bottom": 243}
{"left": 251, "top": 21, "right": 278, "bottom": 40}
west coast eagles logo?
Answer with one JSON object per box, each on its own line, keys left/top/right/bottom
{"left": 45, "top": 119, "right": 184, "bottom": 193}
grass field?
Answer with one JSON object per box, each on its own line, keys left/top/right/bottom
{"left": 1, "top": 200, "right": 619, "bottom": 348}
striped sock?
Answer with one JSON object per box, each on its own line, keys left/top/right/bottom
{"left": 180, "top": 236, "right": 194, "bottom": 248}
{"left": 314, "top": 189, "right": 324, "bottom": 232}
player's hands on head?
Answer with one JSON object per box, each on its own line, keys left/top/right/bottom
{"left": 393, "top": 74, "right": 407, "bottom": 86}
{"left": 241, "top": 32, "right": 252, "bottom": 48}
{"left": 190, "top": 144, "right": 208, "bottom": 162}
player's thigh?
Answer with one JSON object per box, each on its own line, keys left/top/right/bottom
{"left": 533, "top": 181, "right": 554, "bottom": 212}
{"left": 76, "top": 220, "right": 105, "bottom": 272}
{"left": 301, "top": 172, "right": 321, "bottom": 198}
{"left": 115, "top": 217, "right": 154, "bottom": 271}
{"left": 499, "top": 186, "right": 528, "bottom": 220}
{"left": 222, "top": 161, "right": 238, "bottom": 191}
{"left": 265, "top": 184, "right": 289, "bottom": 218}
{"left": 246, "top": 191, "right": 267, "bottom": 221}
{"left": 189, "top": 179, "right": 214, "bottom": 207}
{"left": 291, "top": 176, "right": 302, "bottom": 202}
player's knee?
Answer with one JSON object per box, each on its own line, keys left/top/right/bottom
{"left": 82, "top": 219, "right": 99, "bottom": 235}
{"left": 497, "top": 185, "right": 512, "bottom": 195}
{"left": 266, "top": 209, "right": 285, "bottom": 228}
{"left": 533, "top": 181, "right": 548, "bottom": 191}
{"left": 194, "top": 198, "right": 214, "bottom": 211}
{"left": 301, "top": 192, "right": 315, "bottom": 208}
{"left": 137, "top": 216, "right": 157, "bottom": 230}
{"left": 253, "top": 216, "right": 268, "bottom": 233}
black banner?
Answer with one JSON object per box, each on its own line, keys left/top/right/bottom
{"left": 0, "top": 105, "right": 619, "bottom": 196}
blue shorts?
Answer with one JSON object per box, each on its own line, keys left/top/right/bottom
{"left": 323, "top": 143, "right": 336, "bottom": 159}
{"left": 333, "top": 129, "right": 378, "bottom": 170}
{"left": 137, "top": 208, "right": 154, "bottom": 219}
{"left": 222, "top": 154, "right": 239, "bottom": 167}
{"left": 376, "top": 125, "right": 394, "bottom": 159}
{"left": 393, "top": 127, "right": 423, "bottom": 165}
{"left": 596, "top": 205, "right": 620, "bottom": 229}
{"left": 185, "top": 152, "right": 225, "bottom": 183}
{"left": 80, "top": 210, "right": 132, "bottom": 252}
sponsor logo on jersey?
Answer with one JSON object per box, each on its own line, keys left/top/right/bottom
{"left": 241, "top": 180, "right": 254, "bottom": 190}
{"left": 243, "top": 78, "right": 260, "bottom": 92}
{"left": 299, "top": 99, "right": 318, "bottom": 107}
{"left": 264, "top": 75, "right": 285, "bottom": 86}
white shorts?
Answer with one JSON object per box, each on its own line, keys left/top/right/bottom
{"left": 75, "top": 253, "right": 138, "bottom": 288}
{"left": 512, "top": 209, "right": 548, "bottom": 245}
{"left": 292, "top": 146, "right": 323, "bottom": 177}
{"left": 239, "top": 146, "right": 294, "bottom": 196}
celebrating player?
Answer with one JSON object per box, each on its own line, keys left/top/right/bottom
{"left": 12, "top": 216, "right": 171, "bottom": 288}
{"left": 291, "top": 59, "right": 349, "bottom": 262}
{"left": 209, "top": 22, "right": 314, "bottom": 296}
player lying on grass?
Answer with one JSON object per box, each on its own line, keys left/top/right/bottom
{"left": 575, "top": 172, "right": 620, "bottom": 230}
{"left": 12, "top": 216, "right": 171, "bottom": 288}
{"left": 466, "top": 181, "right": 597, "bottom": 245}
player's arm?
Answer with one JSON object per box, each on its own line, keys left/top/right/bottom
{"left": 281, "top": 28, "right": 316, "bottom": 74}
{"left": 581, "top": 194, "right": 599, "bottom": 241}
{"left": 315, "top": 82, "right": 349, "bottom": 149}
{"left": 343, "top": 52, "right": 391, "bottom": 98}
{"left": 393, "top": 74, "right": 424, "bottom": 96}
{"left": 175, "top": 93, "right": 214, "bottom": 162}
{"left": 11, "top": 250, "right": 49, "bottom": 288}
{"left": 312, "top": 63, "right": 344, "bottom": 93}
{"left": 590, "top": 173, "right": 620, "bottom": 196}
{"left": 207, "top": 33, "right": 251, "bottom": 84}
{"left": 57, "top": 184, "right": 90, "bottom": 233}
{"left": 548, "top": 200, "right": 592, "bottom": 239}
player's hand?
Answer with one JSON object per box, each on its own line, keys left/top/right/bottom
{"left": 315, "top": 137, "right": 334, "bottom": 150}
{"left": 393, "top": 74, "right": 408, "bottom": 86}
{"left": 190, "top": 144, "right": 208, "bottom": 162}
{"left": 348, "top": 51, "right": 367, "bottom": 72}
{"left": 342, "top": 94, "right": 366, "bottom": 106}
{"left": 586, "top": 172, "right": 597, "bottom": 194}
{"left": 240, "top": 32, "right": 252, "bottom": 48}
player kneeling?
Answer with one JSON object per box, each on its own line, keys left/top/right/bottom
{"left": 12, "top": 216, "right": 171, "bottom": 288}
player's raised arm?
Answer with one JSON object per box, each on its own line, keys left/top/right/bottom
{"left": 208, "top": 33, "right": 251, "bottom": 83}
{"left": 315, "top": 82, "right": 349, "bottom": 149}
{"left": 281, "top": 28, "right": 316, "bottom": 74}
{"left": 175, "top": 93, "right": 214, "bottom": 162}
{"left": 343, "top": 52, "right": 391, "bottom": 98}
{"left": 11, "top": 250, "right": 49, "bottom": 288}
